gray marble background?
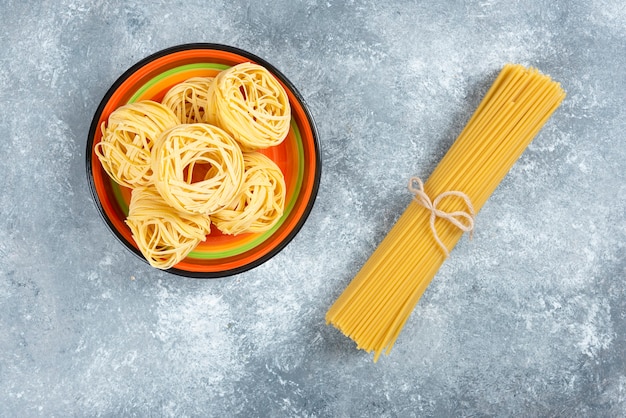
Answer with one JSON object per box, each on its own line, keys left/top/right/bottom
{"left": 1, "top": 0, "right": 625, "bottom": 416}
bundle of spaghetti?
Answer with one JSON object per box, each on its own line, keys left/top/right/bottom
{"left": 326, "top": 64, "right": 566, "bottom": 362}
{"left": 152, "top": 123, "right": 245, "bottom": 215}
{"left": 161, "top": 77, "right": 214, "bottom": 124}
{"left": 126, "top": 186, "right": 213, "bottom": 269}
{"left": 207, "top": 62, "right": 291, "bottom": 150}
{"left": 212, "top": 152, "right": 286, "bottom": 235}
{"left": 94, "top": 100, "right": 180, "bottom": 188}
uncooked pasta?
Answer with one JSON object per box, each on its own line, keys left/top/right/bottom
{"left": 125, "top": 186, "right": 212, "bottom": 270}
{"left": 94, "top": 100, "right": 180, "bottom": 188}
{"left": 151, "top": 123, "right": 245, "bottom": 215}
{"left": 325, "top": 64, "right": 566, "bottom": 361}
{"left": 95, "top": 63, "right": 291, "bottom": 270}
{"left": 207, "top": 62, "right": 291, "bottom": 151}
{"left": 161, "top": 77, "right": 214, "bottom": 124}
{"left": 212, "top": 152, "right": 286, "bottom": 235}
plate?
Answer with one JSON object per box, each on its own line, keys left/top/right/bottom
{"left": 86, "top": 44, "right": 321, "bottom": 278}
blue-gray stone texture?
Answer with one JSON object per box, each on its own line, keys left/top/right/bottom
{"left": 1, "top": 0, "right": 625, "bottom": 416}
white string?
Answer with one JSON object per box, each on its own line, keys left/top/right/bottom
{"left": 408, "top": 177, "right": 476, "bottom": 257}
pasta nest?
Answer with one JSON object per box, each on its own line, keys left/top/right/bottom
{"left": 212, "top": 152, "right": 286, "bottom": 235}
{"left": 151, "top": 123, "right": 245, "bottom": 215}
{"left": 125, "top": 186, "right": 212, "bottom": 270}
{"left": 161, "top": 77, "right": 214, "bottom": 124}
{"left": 207, "top": 62, "right": 291, "bottom": 151}
{"left": 95, "top": 100, "right": 180, "bottom": 188}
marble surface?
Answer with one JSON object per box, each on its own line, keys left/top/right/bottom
{"left": 1, "top": 0, "right": 625, "bottom": 416}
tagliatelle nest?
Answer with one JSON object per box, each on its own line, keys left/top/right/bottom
{"left": 207, "top": 62, "right": 291, "bottom": 151}
{"left": 212, "top": 152, "right": 286, "bottom": 235}
{"left": 94, "top": 100, "right": 180, "bottom": 188}
{"left": 151, "top": 123, "right": 245, "bottom": 215}
{"left": 161, "top": 77, "right": 214, "bottom": 124}
{"left": 125, "top": 186, "right": 212, "bottom": 270}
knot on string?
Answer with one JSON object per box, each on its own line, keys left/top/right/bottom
{"left": 408, "top": 177, "right": 476, "bottom": 257}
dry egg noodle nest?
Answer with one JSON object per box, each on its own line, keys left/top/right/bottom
{"left": 212, "top": 152, "right": 286, "bottom": 235}
{"left": 152, "top": 123, "right": 245, "bottom": 215}
{"left": 208, "top": 62, "right": 291, "bottom": 151}
{"left": 161, "top": 77, "right": 214, "bottom": 124}
{"left": 125, "top": 186, "right": 212, "bottom": 270}
{"left": 94, "top": 100, "right": 180, "bottom": 188}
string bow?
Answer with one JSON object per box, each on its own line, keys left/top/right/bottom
{"left": 408, "top": 177, "right": 476, "bottom": 257}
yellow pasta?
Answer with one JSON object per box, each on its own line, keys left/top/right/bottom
{"left": 94, "top": 100, "right": 180, "bottom": 188}
{"left": 151, "top": 123, "right": 245, "bottom": 215}
{"left": 95, "top": 65, "right": 289, "bottom": 270}
{"left": 125, "top": 186, "right": 212, "bottom": 270}
{"left": 212, "top": 152, "right": 286, "bottom": 235}
{"left": 207, "top": 62, "right": 291, "bottom": 151}
{"left": 325, "top": 64, "right": 566, "bottom": 362}
{"left": 161, "top": 77, "right": 214, "bottom": 124}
